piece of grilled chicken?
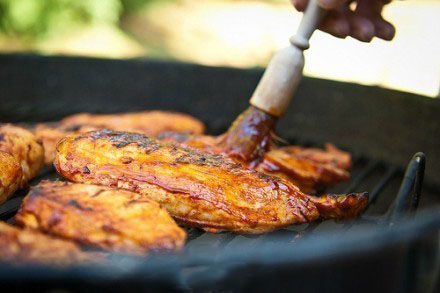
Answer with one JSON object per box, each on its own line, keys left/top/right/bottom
{"left": 0, "top": 222, "right": 103, "bottom": 266}
{"left": 60, "top": 111, "right": 205, "bottom": 135}
{"left": 34, "top": 124, "right": 99, "bottom": 165}
{"left": 0, "top": 124, "right": 44, "bottom": 188}
{"left": 256, "top": 144, "right": 351, "bottom": 194}
{"left": 15, "top": 180, "right": 186, "bottom": 255}
{"left": 34, "top": 111, "right": 205, "bottom": 164}
{"left": 158, "top": 132, "right": 351, "bottom": 194}
{"left": 0, "top": 151, "right": 22, "bottom": 204}
{"left": 55, "top": 130, "right": 368, "bottom": 234}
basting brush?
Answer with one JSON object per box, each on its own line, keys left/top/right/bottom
{"left": 218, "top": 0, "right": 327, "bottom": 165}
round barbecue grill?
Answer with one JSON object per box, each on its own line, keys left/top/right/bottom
{"left": 0, "top": 54, "right": 439, "bottom": 292}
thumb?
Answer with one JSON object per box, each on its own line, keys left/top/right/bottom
{"left": 317, "top": 0, "right": 349, "bottom": 9}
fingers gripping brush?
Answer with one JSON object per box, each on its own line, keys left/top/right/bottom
{"left": 219, "top": 0, "right": 327, "bottom": 165}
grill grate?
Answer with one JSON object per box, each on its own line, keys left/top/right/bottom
{"left": 182, "top": 152, "right": 425, "bottom": 248}
{"left": 0, "top": 145, "right": 427, "bottom": 268}
{"left": 0, "top": 140, "right": 434, "bottom": 292}
{"left": 0, "top": 148, "right": 425, "bottom": 233}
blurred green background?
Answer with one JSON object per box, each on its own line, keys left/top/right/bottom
{"left": 0, "top": 0, "right": 438, "bottom": 97}
{"left": 0, "top": 0, "right": 159, "bottom": 40}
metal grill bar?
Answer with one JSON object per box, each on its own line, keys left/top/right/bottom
{"left": 184, "top": 232, "right": 236, "bottom": 266}
{"left": 185, "top": 228, "right": 205, "bottom": 243}
{"left": 343, "top": 160, "right": 379, "bottom": 194}
{"left": 292, "top": 221, "right": 321, "bottom": 240}
{"left": 410, "top": 153, "right": 425, "bottom": 213}
{"left": 388, "top": 153, "right": 426, "bottom": 225}
{"left": 0, "top": 196, "right": 24, "bottom": 221}
{"left": 366, "top": 166, "right": 397, "bottom": 207}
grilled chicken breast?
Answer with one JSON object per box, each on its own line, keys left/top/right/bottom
{"left": 0, "top": 151, "right": 22, "bottom": 204}
{"left": 158, "top": 132, "right": 351, "bottom": 194}
{"left": 0, "top": 124, "right": 44, "bottom": 188}
{"left": 34, "top": 124, "right": 99, "bottom": 164}
{"left": 257, "top": 144, "right": 351, "bottom": 194}
{"left": 34, "top": 111, "right": 205, "bottom": 164}
{"left": 55, "top": 130, "right": 367, "bottom": 234}
{"left": 60, "top": 111, "right": 205, "bottom": 136}
{"left": 15, "top": 181, "right": 186, "bottom": 255}
{"left": 0, "top": 222, "right": 102, "bottom": 266}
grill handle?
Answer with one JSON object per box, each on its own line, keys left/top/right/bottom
{"left": 250, "top": 0, "right": 327, "bottom": 117}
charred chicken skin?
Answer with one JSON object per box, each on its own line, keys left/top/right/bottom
{"left": 15, "top": 180, "right": 186, "bottom": 255}
{"left": 0, "top": 151, "right": 22, "bottom": 204}
{"left": 55, "top": 130, "right": 368, "bottom": 234}
{"left": 158, "top": 132, "right": 351, "bottom": 194}
{"left": 0, "top": 124, "right": 44, "bottom": 188}
{"left": 34, "top": 111, "right": 205, "bottom": 164}
{"left": 0, "top": 222, "right": 103, "bottom": 266}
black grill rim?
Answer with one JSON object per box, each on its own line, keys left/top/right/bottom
{"left": 0, "top": 208, "right": 438, "bottom": 285}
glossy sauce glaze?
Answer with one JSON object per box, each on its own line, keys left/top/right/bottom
{"left": 159, "top": 131, "right": 352, "bottom": 194}
{"left": 15, "top": 180, "right": 186, "bottom": 254}
{"left": 55, "top": 130, "right": 368, "bottom": 234}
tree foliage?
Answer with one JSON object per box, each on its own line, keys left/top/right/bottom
{"left": 0, "top": 0, "right": 161, "bottom": 40}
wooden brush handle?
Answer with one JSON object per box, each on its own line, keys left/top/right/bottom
{"left": 250, "top": 0, "right": 326, "bottom": 117}
{"left": 290, "top": 0, "right": 327, "bottom": 50}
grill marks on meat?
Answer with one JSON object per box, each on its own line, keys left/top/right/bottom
{"left": 34, "top": 111, "right": 206, "bottom": 164}
{"left": 0, "top": 124, "right": 44, "bottom": 191}
{"left": 158, "top": 132, "right": 351, "bottom": 194}
{"left": 55, "top": 130, "right": 368, "bottom": 234}
{"left": 0, "top": 222, "right": 104, "bottom": 266}
{"left": 15, "top": 180, "right": 186, "bottom": 255}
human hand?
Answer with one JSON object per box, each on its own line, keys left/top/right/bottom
{"left": 291, "top": 0, "right": 395, "bottom": 42}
